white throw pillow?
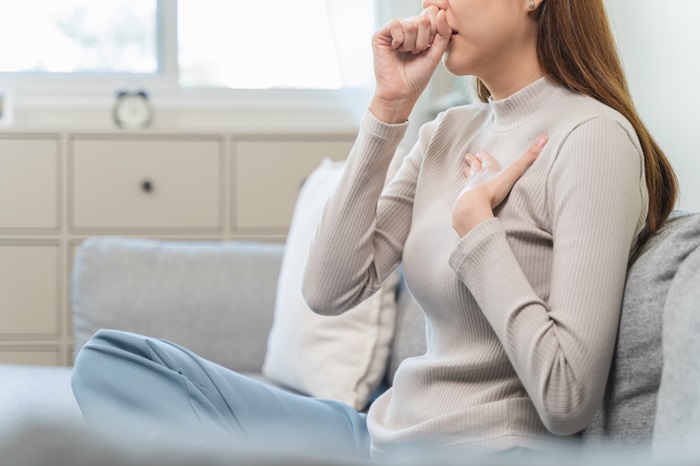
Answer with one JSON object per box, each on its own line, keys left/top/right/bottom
{"left": 263, "top": 153, "right": 404, "bottom": 411}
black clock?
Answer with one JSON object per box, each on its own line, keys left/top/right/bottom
{"left": 113, "top": 90, "right": 154, "bottom": 130}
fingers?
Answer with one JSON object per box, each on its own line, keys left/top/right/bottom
{"left": 469, "top": 155, "right": 482, "bottom": 178}
{"left": 414, "top": 16, "right": 431, "bottom": 54}
{"left": 476, "top": 152, "right": 499, "bottom": 170}
{"left": 464, "top": 152, "right": 499, "bottom": 178}
{"left": 397, "top": 17, "right": 416, "bottom": 52}
{"left": 384, "top": 7, "right": 444, "bottom": 54}
{"left": 388, "top": 20, "right": 404, "bottom": 49}
{"left": 420, "top": 6, "right": 439, "bottom": 48}
{"left": 427, "top": 10, "right": 452, "bottom": 58}
{"left": 499, "top": 135, "right": 548, "bottom": 186}
{"left": 515, "top": 135, "right": 548, "bottom": 171}
{"left": 435, "top": 9, "right": 452, "bottom": 40}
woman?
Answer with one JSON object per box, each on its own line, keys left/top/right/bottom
{"left": 303, "top": 0, "right": 680, "bottom": 457}
{"left": 72, "top": 0, "right": 678, "bottom": 462}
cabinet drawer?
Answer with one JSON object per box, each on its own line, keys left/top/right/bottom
{"left": 234, "top": 139, "right": 353, "bottom": 231}
{"left": 0, "top": 138, "right": 59, "bottom": 230}
{"left": 71, "top": 138, "right": 221, "bottom": 230}
{"left": 0, "top": 245, "right": 59, "bottom": 336}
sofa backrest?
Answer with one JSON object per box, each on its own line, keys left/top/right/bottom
{"left": 72, "top": 238, "right": 285, "bottom": 372}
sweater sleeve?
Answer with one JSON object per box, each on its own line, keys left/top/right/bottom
{"left": 302, "top": 109, "right": 429, "bottom": 316}
{"left": 447, "top": 116, "right": 647, "bottom": 435}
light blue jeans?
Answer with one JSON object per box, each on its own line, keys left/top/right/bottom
{"left": 72, "top": 329, "right": 542, "bottom": 462}
{"left": 71, "top": 329, "right": 371, "bottom": 459}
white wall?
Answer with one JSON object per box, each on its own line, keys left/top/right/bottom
{"left": 605, "top": 0, "right": 700, "bottom": 212}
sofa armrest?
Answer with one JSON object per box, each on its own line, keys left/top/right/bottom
{"left": 71, "top": 237, "right": 284, "bottom": 373}
{"left": 653, "top": 244, "right": 700, "bottom": 452}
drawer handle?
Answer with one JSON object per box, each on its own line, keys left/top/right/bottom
{"left": 141, "top": 180, "right": 154, "bottom": 193}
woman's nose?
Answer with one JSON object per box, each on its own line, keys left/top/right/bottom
{"left": 422, "top": 0, "right": 448, "bottom": 10}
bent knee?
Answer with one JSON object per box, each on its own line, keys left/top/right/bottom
{"left": 84, "top": 328, "right": 148, "bottom": 349}
{"left": 72, "top": 329, "right": 150, "bottom": 390}
{"left": 77, "top": 329, "right": 154, "bottom": 361}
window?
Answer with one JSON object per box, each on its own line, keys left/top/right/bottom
{"left": 0, "top": 0, "right": 376, "bottom": 94}
{"left": 0, "top": 0, "right": 157, "bottom": 74}
{"left": 181, "top": 0, "right": 348, "bottom": 89}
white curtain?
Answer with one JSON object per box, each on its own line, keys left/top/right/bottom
{"left": 325, "top": 0, "right": 428, "bottom": 147}
{"left": 323, "top": 0, "right": 377, "bottom": 124}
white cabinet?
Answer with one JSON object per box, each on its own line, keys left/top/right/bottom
{"left": 0, "top": 138, "right": 59, "bottom": 231}
{"left": 0, "top": 245, "right": 59, "bottom": 337}
{"left": 0, "top": 130, "right": 356, "bottom": 365}
{"left": 233, "top": 138, "right": 354, "bottom": 231}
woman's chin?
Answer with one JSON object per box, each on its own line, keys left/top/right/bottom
{"left": 442, "top": 52, "right": 472, "bottom": 77}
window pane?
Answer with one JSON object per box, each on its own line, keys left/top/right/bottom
{"left": 178, "top": 0, "right": 374, "bottom": 89}
{"left": 0, "top": 0, "right": 157, "bottom": 74}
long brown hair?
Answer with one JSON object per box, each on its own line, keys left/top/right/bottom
{"left": 475, "top": 0, "right": 678, "bottom": 240}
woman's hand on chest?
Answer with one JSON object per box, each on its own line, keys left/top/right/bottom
{"left": 452, "top": 135, "right": 549, "bottom": 238}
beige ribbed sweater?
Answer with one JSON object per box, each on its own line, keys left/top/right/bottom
{"left": 302, "top": 75, "right": 649, "bottom": 459}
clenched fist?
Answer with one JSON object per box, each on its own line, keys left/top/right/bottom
{"left": 369, "top": 6, "right": 453, "bottom": 124}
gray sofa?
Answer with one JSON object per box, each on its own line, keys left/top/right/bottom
{"left": 1, "top": 211, "right": 699, "bottom": 458}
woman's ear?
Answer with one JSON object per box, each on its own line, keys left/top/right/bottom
{"left": 526, "top": 0, "right": 542, "bottom": 11}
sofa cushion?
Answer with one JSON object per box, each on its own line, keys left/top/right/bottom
{"left": 0, "top": 365, "right": 82, "bottom": 436}
{"left": 263, "top": 157, "right": 402, "bottom": 411}
{"left": 581, "top": 212, "right": 700, "bottom": 448}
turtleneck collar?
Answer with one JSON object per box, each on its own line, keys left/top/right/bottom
{"left": 487, "top": 75, "right": 567, "bottom": 131}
